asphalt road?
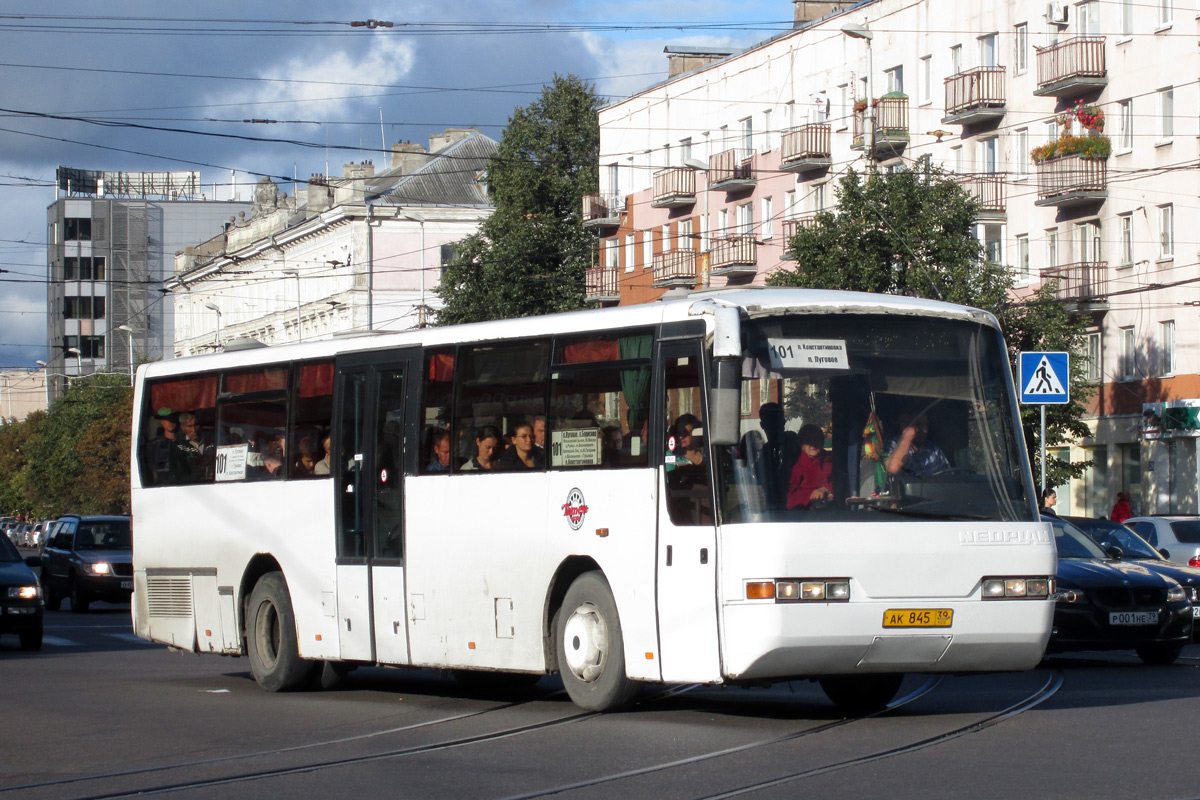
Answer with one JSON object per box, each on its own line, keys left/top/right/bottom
{"left": 4, "top": 603, "right": 1200, "bottom": 800}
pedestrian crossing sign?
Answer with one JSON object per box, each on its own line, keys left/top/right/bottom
{"left": 1019, "top": 351, "right": 1070, "bottom": 404}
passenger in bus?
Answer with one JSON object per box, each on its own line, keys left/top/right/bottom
{"left": 313, "top": 434, "right": 331, "bottom": 476}
{"left": 600, "top": 425, "right": 623, "bottom": 467}
{"left": 884, "top": 408, "right": 951, "bottom": 477}
{"left": 425, "top": 428, "right": 453, "bottom": 472}
{"left": 496, "top": 421, "right": 545, "bottom": 470}
{"left": 672, "top": 414, "right": 704, "bottom": 466}
{"left": 461, "top": 425, "right": 502, "bottom": 471}
{"left": 170, "top": 412, "right": 213, "bottom": 482}
{"left": 533, "top": 415, "right": 547, "bottom": 455}
{"left": 757, "top": 402, "right": 796, "bottom": 509}
{"left": 787, "top": 424, "right": 834, "bottom": 510}
{"left": 293, "top": 436, "right": 319, "bottom": 477}
{"left": 149, "top": 411, "right": 179, "bottom": 484}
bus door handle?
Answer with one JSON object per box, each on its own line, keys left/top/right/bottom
{"left": 666, "top": 545, "right": 672, "bottom": 566}
{"left": 700, "top": 548, "right": 708, "bottom": 565}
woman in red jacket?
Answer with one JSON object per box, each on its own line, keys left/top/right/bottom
{"left": 1111, "top": 491, "right": 1133, "bottom": 523}
{"left": 787, "top": 424, "right": 833, "bottom": 510}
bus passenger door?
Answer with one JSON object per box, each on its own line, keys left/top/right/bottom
{"left": 655, "top": 340, "right": 722, "bottom": 682}
{"left": 334, "top": 354, "right": 415, "bottom": 666}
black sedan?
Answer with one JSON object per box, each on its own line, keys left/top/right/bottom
{"left": 0, "top": 534, "right": 43, "bottom": 650}
{"left": 1065, "top": 515, "right": 1200, "bottom": 641}
{"left": 1047, "top": 516, "right": 1193, "bottom": 665}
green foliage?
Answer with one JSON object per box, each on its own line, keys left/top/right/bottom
{"left": 769, "top": 157, "right": 1093, "bottom": 488}
{"left": 436, "top": 74, "right": 601, "bottom": 325}
{"left": 0, "top": 373, "right": 132, "bottom": 518}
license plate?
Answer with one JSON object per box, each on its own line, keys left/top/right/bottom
{"left": 883, "top": 608, "right": 953, "bottom": 628}
{"left": 1109, "top": 611, "right": 1157, "bottom": 626}
{"left": 120, "top": 580, "right": 133, "bottom": 590}
{"left": 1192, "top": 606, "right": 1200, "bottom": 619}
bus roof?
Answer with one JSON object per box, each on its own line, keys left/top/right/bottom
{"left": 139, "top": 287, "right": 999, "bottom": 380}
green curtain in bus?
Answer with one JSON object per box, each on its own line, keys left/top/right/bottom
{"left": 618, "top": 334, "right": 652, "bottom": 428}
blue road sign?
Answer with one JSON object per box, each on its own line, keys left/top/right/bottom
{"left": 1019, "top": 351, "right": 1070, "bottom": 404}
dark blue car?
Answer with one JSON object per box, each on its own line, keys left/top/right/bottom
{"left": 1047, "top": 516, "right": 1192, "bottom": 664}
{"left": 0, "top": 534, "right": 43, "bottom": 650}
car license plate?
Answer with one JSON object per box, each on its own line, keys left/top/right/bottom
{"left": 882, "top": 609, "right": 953, "bottom": 628}
{"left": 1193, "top": 606, "right": 1200, "bottom": 619}
{"left": 120, "top": 580, "right": 133, "bottom": 590}
{"left": 1109, "top": 611, "right": 1157, "bottom": 626}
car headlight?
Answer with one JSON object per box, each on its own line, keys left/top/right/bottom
{"left": 6, "top": 585, "right": 40, "bottom": 599}
{"left": 1053, "top": 582, "right": 1088, "bottom": 604}
{"left": 88, "top": 562, "right": 112, "bottom": 575}
{"left": 1167, "top": 585, "right": 1187, "bottom": 603}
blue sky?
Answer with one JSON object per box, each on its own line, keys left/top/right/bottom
{"left": 0, "top": 1, "right": 796, "bottom": 367}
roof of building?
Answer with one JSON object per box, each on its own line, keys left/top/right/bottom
{"left": 368, "top": 132, "right": 499, "bottom": 208}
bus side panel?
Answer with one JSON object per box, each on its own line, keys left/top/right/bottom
{"left": 132, "top": 481, "right": 342, "bottom": 661}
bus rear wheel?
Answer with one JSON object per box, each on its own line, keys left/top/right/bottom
{"left": 818, "top": 673, "right": 904, "bottom": 715}
{"left": 556, "top": 571, "right": 638, "bottom": 712}
{"left": 246, "top": 572, "right": 315, "bottom": 692}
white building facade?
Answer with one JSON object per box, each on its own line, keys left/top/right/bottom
{"left": 590, "top": 0, "right": 1200, "bottom": 517}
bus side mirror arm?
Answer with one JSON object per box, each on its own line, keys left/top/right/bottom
{"left": 709, "top": 357, "right": 740, "bottom": 445}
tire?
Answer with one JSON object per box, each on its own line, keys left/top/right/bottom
{"left": 453, "top": 669, "right": 542, "bottom": 697}
{"left": 19, "top": 627, "right": 43, "bottom": 651}
{"left": 310, "top": 660, "right": 354, "bottom": 691}
{"left": 69, "top": 578, "right": 90, "bottom": 613}
{"left": 818, "top": 673, "right": 904, "bottom": 715}
{"left": 556, "top": 571, "right": 638, "bottom": 711}
{"left": 246, "top": 572, "right": 316, "bottom": 692}
{"left": 1137, "top": 643, "right": 1184, "bottom": 665}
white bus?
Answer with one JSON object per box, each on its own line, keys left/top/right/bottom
{"left": 131, "top": 288, "right": 1055, "bottom": 712}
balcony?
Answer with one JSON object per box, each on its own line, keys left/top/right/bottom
{"left": 779, "top": 124, "right": 831, "bottom": 173}
{"left": 780, "top": 214, "right": 820, "bottom": 260}
{"left": 709, "top": 235, "right": 758, "bottom": 277}
{"left": 710, "top": 148, "right": 757, "bottom": 192}
{"left": 581, "top": 192, "right": 623, "bottom": 231}
{"left": 942, "top": 67, "right": 1007, "bottom": 125}
{"left": 584, "top": 266, "right": 620, "bottom": 304}
{"left": 852, "top": 94, "right": 909, "bottom": 158}
{"left": 1042, "top": 261, "right": 1108, "bottom": 312}
{"left": 962, "top": 173, "right": 1006, "bottom": 220}
{"left": 1035, "top": 155, "right": 1107, "bottom": 207}
{"left": 652, "top": 249, "right": 697, "bottom": 288}
{"left": 651, "top": 167, "right": 697, "bottom": 208}
{"left": 1034, "top": 37, "right": 1107, "bottom": 98}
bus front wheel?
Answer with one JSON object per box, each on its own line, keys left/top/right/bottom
{"left": 246, "top": 572, "right": 315, "bottom": 692}
{"left": 556, "top": 571, "right": 638, "bottom": 711}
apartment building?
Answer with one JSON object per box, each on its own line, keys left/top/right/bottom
{"left": 587, "top": 0, "right": 1200, "bottom": 516}
{"left": 168, "top": 130, "right": 498, "bottom": 355}
{"left": 46, "top": 168, "right": 252, "bottom": 399}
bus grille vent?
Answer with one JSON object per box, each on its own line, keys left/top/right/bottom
{"left": 147, "top": 577, "right": 193, "bottom": 618}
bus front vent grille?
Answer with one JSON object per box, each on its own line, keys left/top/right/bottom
{"left": 147, "top": 576, "right": 193, "bottom": 618}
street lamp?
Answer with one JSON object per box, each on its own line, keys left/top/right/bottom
{"left": 116, "top": 324, "right": 135, "bottom": 380}
{"left": 401, "top": 211, "right": 428, "bottom": 327}
{"left": 842, "top": 22, "right": 875, "bottom": 168}
{"left": 280, "top": 269, "right": 302, "bottom": 342}
{"left": 67, "top": 346, "right": 83, "bottom": 379}
{"left": 203, "top": 302, "right": 222, "bottom": 352}
{"left": 683, "top": 157, "right": 711, "bottom": 287}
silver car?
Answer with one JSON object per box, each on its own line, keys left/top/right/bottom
{"left": 1125, "top": 516, "right": 1200, "bottom": 566}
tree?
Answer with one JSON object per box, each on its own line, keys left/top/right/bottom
{"left": 768, "top": 158, "right": 1092, "bottom": 488}
{"left": 435, "top": 74, "right": 601, "bottom": 324}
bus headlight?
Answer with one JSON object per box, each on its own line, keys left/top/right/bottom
{"left": 746, "top": 579, "right": 850, "bottom": 603}
{"left": 982, "top": 577, "right": 1052, "bottom": 599}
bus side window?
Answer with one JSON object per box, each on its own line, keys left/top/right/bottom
{"left": 290, "top": 361, "right": 334, "bottom": 479}
{"left": 664, "top": 352, "right": 712, "bottom": 525}
{"left": 548, "top": 362, "right": 650, "bottom": 469}
{"left": 454, "top": 339, "right": 549, "bottom": 472}
{"left": 142, "top": 375, "right": 217, "bottom": 487}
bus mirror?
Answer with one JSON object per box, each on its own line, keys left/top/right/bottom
{"left": 708, "top": 357, "right": 741, "bottom": 446}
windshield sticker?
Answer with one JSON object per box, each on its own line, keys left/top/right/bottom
{"left": 767, "top": 338, "right": 849, "bottom": 370}
{"left": 214, "top": 443, "right": 249, "bottom": 482}
{"left": 551, "top": 428, "right": 603, "bottom": 467}
{"left": 562, "top": 488, "right": 589, "bottom": 530}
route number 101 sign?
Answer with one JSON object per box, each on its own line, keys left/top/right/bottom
{"left": 766, "top": 338, "right": 849, "bottom": 370}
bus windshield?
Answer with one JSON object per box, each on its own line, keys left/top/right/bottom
{"left": 716, "top": 314, "right": 1035, "bottom": 523}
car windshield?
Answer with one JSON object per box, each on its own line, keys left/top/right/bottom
{"left": 75, "top": 521, "right": 132, "bottom": 550}
{"left": 1051, "top": 518, "right": 1108, "bottom": 559}
{"left": 716, "top": 314, "right": 1035, "bottom": 523}
{"left": 0, "top": 536, "right": 20, "bottom": 562}
{"left": 1169, "top": 520, "right": 1200, "bottom": 544}
{"left": 1069, "top": 519, "right": 1161, "bottom": 559}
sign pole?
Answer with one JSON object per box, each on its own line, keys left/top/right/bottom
{"left": 1040, "top": 404, "right": 1046, "bottom": 494}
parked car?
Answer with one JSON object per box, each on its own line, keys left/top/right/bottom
{"left": 0, "top": 533, "right": 43, "bottom": 649}
{"left": 1123, "top": 517, "right": 1200, "bottom": 567}
{"left": 1046, "top": 515, "right": 1193, "bottom": 665}
{"left": 1064, "top": 516, "right": 1200, "bottom": 641}
{"left": 42, "top": 515, "right": 133, "bottom": 613}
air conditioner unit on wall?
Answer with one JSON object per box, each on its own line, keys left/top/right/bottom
{"left": 1046, "top": 1, "right": 1069, "bottom": 25}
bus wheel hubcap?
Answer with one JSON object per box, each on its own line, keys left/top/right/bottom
{"left": 563, "top": 602, "right": 607, "bottom": 683}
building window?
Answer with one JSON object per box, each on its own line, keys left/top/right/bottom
{"left": 1077, "top": 1, "right": 1100, "bottom": 34}
{"left": 1086, "top": 332, "right": 1102, "bottom": 382}
{"left": 949, "top": 145, "right": 962, "bottom": 173}
{"left": 836, "top": 83, "right": 850, "bottom": 131}
{"left": 919, "top": 55, "right": 932, "bottom": 105}
{"left": 642, "top": 231, "right": 652, "bottom": 268}
{"left": 64, "top": 335, "right": 104, "bottom": 359}
{"left": 1157, "top": 88, "right": 1174, "bottom": 142}
{"left": 624, "top": 234, "right": 635, "bottom": 273}
{"left": 1014, "top": 23, "right": 1028, "bottom": 74}
{"left": 1014, "top": 129, "right": 1029, "bottom": 179}
{"left": 978, "top": 137, "right": 998, "bottom": 174}
{"left": 605, "top": 239, "right": 619, "bottom": 269}
{"left": 978, "top": 34, "right": 997, "bottom": 67}
{"left": 1120, "top": 0, "right": 1133, "bottom": 36}
{"left": 737, "top": 202, "right": 753, "bottom": 236}
{"left": 1120, "top": 326, "right": 1137, "bottom": 380}
{"left": 718, "top": 208, "right": 729, "bottom": 237}
{"left": 63, "top": 296, "right": 105, "bottom": 320}
{"left": 1016, "top": 234, "right": 1030, "bottom": 282}
{"left": 64, "top": 218, "right": 92, "bottom": 241}
{"left": 1119, "top": 213, "right": 1134, "bottom": 266}
{"left": 813, "top": 182, "right": 827, "bottom": 212}
{"left": 1046, "top": 228, "right": 1059, "bottom": 270}
{"left": 679, "top": 137, "right": 692, "bottom": 165}
{"left": 761, "top": 196, "right": 773, "bottom": 239}
{"left": 884, "top": 65, "right": 903, "bottom": 94}
{"left": 1158, "top": 204, "right": 1174, "bottom": 259}
{"left": 679, "top": 218, "right": 693, "bottom": 250}
{"left": 63, "top": 256, "right": 106, "bottom": 281}
{"left": 785, "top": 190, "right": 797, "bottom": 219}
{"left": 1158, "top": 320, "right": 1176, "bottom": 376}
{"left": 950, "top": 44, "right": 962, "bottom": 74}
{"left": 1117, "top": 99, "right": 1133, "bottom": 152}
{"left": 662, "top": 223, "right": 671, "bottom": 251}
{"left": 762, "top": 109, "right": 773, "bottom": 152}
{"left": 739, "top": 117, "right": 754, "bottom": 154}
{"left": 979, "top": 223, "right": 1004, "bottom": 264}
{"left": 1157, "top": 0, "right": 1173, "bottom": 28}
